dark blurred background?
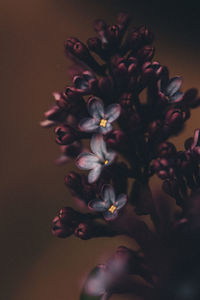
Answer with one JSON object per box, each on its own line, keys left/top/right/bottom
{"left": 1, "top": 0, "right": 200, "bottom": 299}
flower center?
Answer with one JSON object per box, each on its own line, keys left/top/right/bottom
{"left": 108, "top": 205, "right": 117, "bottom": 214}
{"left": 104, "top": 159, "right": 109, "bottom": 165}
{"left": 99, "top": 119, "right": 108, "bottom": 128}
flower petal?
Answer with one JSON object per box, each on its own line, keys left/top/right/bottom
{"left": 101, "top": 184, "right": 115, "bottom": 204}
{"left": 88, "top": 199, "right": 110, "bottom": 212}
{"left": 99, "top": 123, "right": 113, "bottom": 135}
{"left": 76, "top": 152, "right": 99, "bottom": 170}
{"left": 115, "top": 194, "right": 128, "bottom": 210}
{"left": 191, "top": 129, "right": 200, "bottom": 149}
{"left": 169, "top": 91, "right": 183, "bottom": 103}
{"left": 88, "top": 165, "right": 102, "bottom": 183}
{"left": 74, "top": 76, "right": 89, "bottom": 90}
{"left": 166, "top": 76, "right": 182, "bottom": 96}
{"left": 79, "top": 118, "right": 99, "bottom": 132}
{"left": 105, "top": 150, "right": 116, "bottom": 165}
{"left": 105, "top": 104, "right": 121, "bottom": 123}
{"left": 88, "top": 97, "right": 105, "bottom": 120}
{"left": 90, "top": 134, "right": 107, "bottom": 161}
{"left": 103, "top": 209, "right": 118, "bottom": 221}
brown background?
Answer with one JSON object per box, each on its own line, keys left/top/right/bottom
{"left": 1, "top": 0, "right": 200, "bottom": 299}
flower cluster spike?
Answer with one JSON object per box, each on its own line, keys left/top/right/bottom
{"left": 41, "top": 12, "right": 200, "bottom": 300}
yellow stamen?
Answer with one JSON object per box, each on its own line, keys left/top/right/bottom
{"left": 99, "top": 119, "right": 108, "bottom": 128}
{"left": 108, "top": 205, "right": 117, "bottom": 214}
{"left": 104, "top": 160, "right": 108, "bottom": 165}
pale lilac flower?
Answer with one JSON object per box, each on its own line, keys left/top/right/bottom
{"left": 159, "top": 76, "right": 183, "bottom": 103}
{"left": 79, "top": 97, "right": 121, "bottom": 134}
{"left": 76, "top": 134, "right": 116, "bottom": 183}
{"left": 88, "top": 184, "right": 127, "bottom": 221}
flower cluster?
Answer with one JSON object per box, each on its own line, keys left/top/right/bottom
{"left": 41, "top": 13, "right": 200, "bottom": 300}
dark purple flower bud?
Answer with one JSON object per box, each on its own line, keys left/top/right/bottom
{"left": 119, "top": 92, "right": 133, "bottom": 111}
{"left": 56, "top": 142, "right": 82, "bottom": 165}
{"left": 55, "top": 125, "right": 78, "bottom": 145}
{"left": 184, "top": 137, "right": 194, "bottom": 150}
{"left": 106, "top": 25, "right": 120, "bottom": 46}
{"left": 105, "top": 130, "right": 127, "bottom": 150}
{"left": 64, "top": 37, "right": 90, "bottom": 61}
{"left": 98, "top": 76, "right": 114, "bottom": 97}
{"left": 40, "top": 104, "right": 67, "bottom": 127}
{"left": 148, "top": 120, "right": 163, "bottom": 138}
{"left": 64, "top": 172, "right": 82, "bottom": 192}
{"left": 87, "top": 37, "right": 107, "bottom": 60}
{"left": 64, "top": 38, "right": 103, "bottom": 75}
{"left": 138, "top": 25, "right": 154, "bottom": 44}
{"left": 165, "top": 108, "right": 186, "bottom": 131}
{"left": 51, "top": 216, "right": 74, "bottom": 238}
{"left": 182, "top": 88, "right": 200, "bottom": 108}
{"left": 72, "top": 71, "right": 98, "bottom": 95}
{"left": 153, "top": 158, "right": 174, "bottom": 179}
{"left": 94, "top": 19, "right": 108, "bottom": 44}
{"left": 157, "top": 142, "right": 176, "bottom": 158}
{"left": 117, "top": 13, "right": 131, "bottom": 30}
{"left": 74, "top": 222, "right": 93, "bottom": 240}
{"left": 137, "top": 45, "right": 155, "bottom": 62}
{"left": 125, "top": 25, "right": 153, "bottom": 53}
{"left": 142, "top": 61, "right": 163, "bottom": 82}
{"left": 58, "top": 206, "right": 79, "bottom": 225}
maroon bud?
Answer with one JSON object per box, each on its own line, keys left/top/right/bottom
{"left": 55, "top": 125, "right": 78, "bottom": 145}
{"left": 51, "top": 216, "right": 74, "bottom": 238}
{"left": 74, "top": 222, "right": 93, "bottom": 240}
{"left": 165, "top": 108, "right": 185, "bottom": 130}
{"left": 138, "top": 25, "right": 154, "bottom": 44}
{"left": 184, "top": 137, "right": 194, "bottom": 150}
{"left": 40, "top": 105, "right": 67, "bottom": 127}
{"left": 105, "top": 130, "right": 127, "bottom": 150}
{"left": 119, "top": 93, "right": 133, "bottom": 111}
{"left": 94, "top": 19, "right": 108, "bottom": 44}
{"left": 117, "top": 13, "right": 131, "bottom": 30}
{"left": 65, "top": 37, "right": 90, "bottom": 61}
{"left": 157, "top": 142, "right": 176, "bottom": 158}
{"left": 153, "top": 158, "right": 174, "bottom": 180}
{"left": 148, "top": 120, "right": 163, "bottom": 137}
{"left": 106, "top": 25, "right": 120, "bottom": 45}
{"left": 137, "top": 45, "right": 155, "bottom": 61}
{"left": 58, "top": 207, "right": 79, "bottom": 226}
{"left": 87, "top": 37, "right": 106, "bottom": 59}
{"left": 98, "top": 76, "right": 114, "bottom": 97}
{"left": 65, "top": 172, "right": 82, "bottom": 191}
{"left": 176, "top": 151, "right": 192, "bottom": 173}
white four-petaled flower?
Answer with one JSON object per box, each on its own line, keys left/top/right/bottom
{"left": 88, "top": 184, "right": 127, "bottom": 221}
{"left": 79, "top": 97, "right": 121, "bottom": 134}
{"left": 76, "top": 134, "right": 116, "bottom": 183}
